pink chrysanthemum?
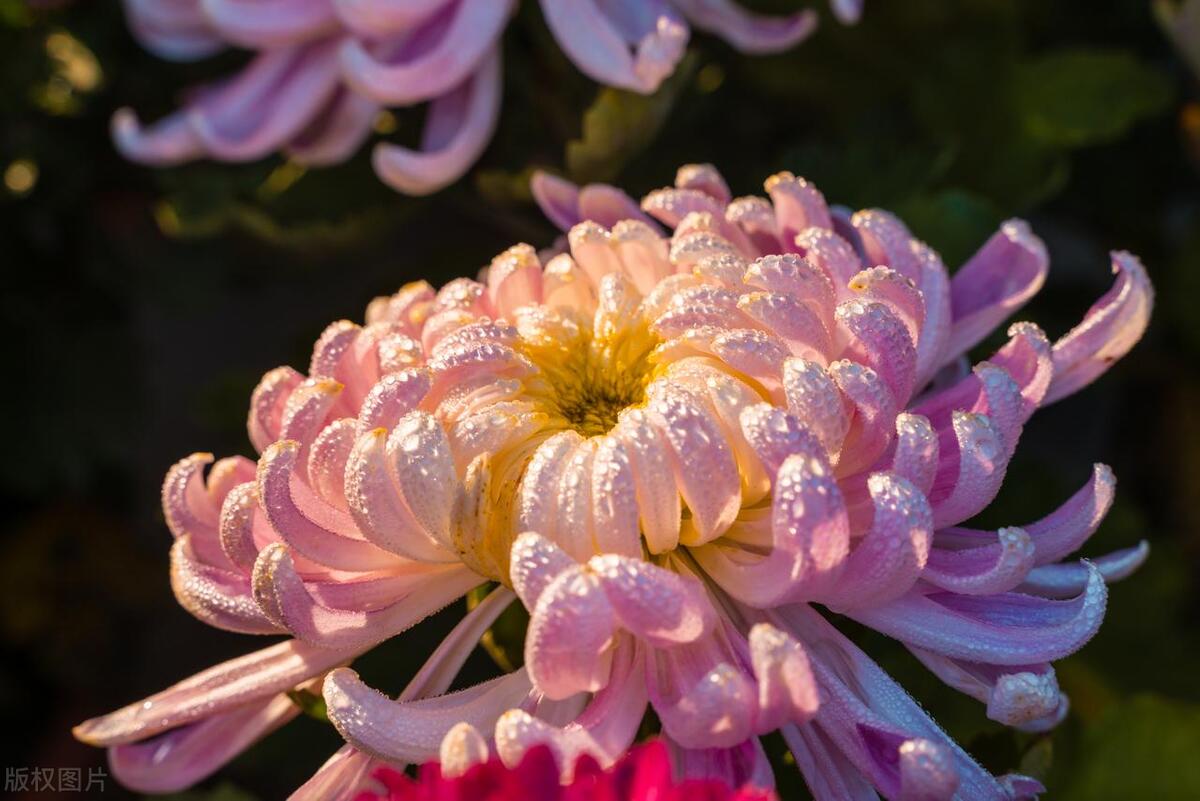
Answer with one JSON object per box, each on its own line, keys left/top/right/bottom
{"left": 354, "top": 739, "right": 775, "bottom": 801}
{"left": 112, "top": 0, "right": 859, "bottom": 194}
{"left": 75, "top": 164, "right": 1151, "bottom": 800}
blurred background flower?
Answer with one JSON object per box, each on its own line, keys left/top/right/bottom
{"left": 110, "top": 0, "right": 855, "bottom": 195}
{"left": 2, "top": 1, "right": 1200, "bottom": 799}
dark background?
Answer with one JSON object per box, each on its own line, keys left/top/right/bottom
{"left": 3, "top": 0, "right": 1200, "bottom": 798}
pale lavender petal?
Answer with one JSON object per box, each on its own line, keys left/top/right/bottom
{"left": 847, "top": 563, "right": 1107, "bottom": 665}
{"left": 339, "top": 0, "right": 513, "bottom": 104}
{"left": 674, "top": 0, "right": 817, "bottom": 54}
{"left": 199, "top": 0, "right": 338, "bottom": 48}
{"left": 372, "top": 47, "right": 502, "bottom": 195}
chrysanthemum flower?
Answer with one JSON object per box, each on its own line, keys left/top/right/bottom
{"left": 112, "top": 0, "right": 859, "bottom": 194}
{"left": 354, "top": 739, "right": 775, "bottom": 801}
{"left": 74, "top": 164, "right": 1151, "bottom": 800}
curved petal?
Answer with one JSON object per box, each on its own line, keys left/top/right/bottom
{"left": 943, "top": 220, "right": 1048, "bottom": 366}
{"left": 109, "top": 694, "right": 298, "bottom": 793}
{"left": 339, "top": 0, "right": 513, "bottom": 104}
{"left": 251, "top": 544, "right": 480, "bottom": 650}
{"left": 674, "top": 0, "right": 817, "bottom": 54}
{"left": 847, "top": 563, "right": 1108, "bottom": 665}
{"left": 1044, "top": 251, "right": 1153, "bottom": 404}
{"left": 372, "top": 47, "right": 502, "bottom": 195}
{"left": 324, "top": 668, "right": 532, "bottom": 763}
{"left": 199, "top": 0, "right": 338, "bottom": 48}
{"left": 540, "top": 0, "right": 688, "bottom": 93}
{"left": 170, "top": 537, "right": 283, "bottom": 634}
{"left": 74, "top": 639, "right": 359, "bottom": 747}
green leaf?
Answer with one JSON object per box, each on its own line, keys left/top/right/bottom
{"left": 565, "top": 53, "right": 698, "bottom": 184}
{"left": 286, "top": 689, "right": 329, "bottom": 723}
{"left": 1013, "top": 48, "right": 1172, "bottom": 148}
{"left": 1057, "top": 695, "right": 1200, "bottom": 800}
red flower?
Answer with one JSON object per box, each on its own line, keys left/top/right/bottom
{"left": 355, "top": 740, "right": 777, "bottom": 801}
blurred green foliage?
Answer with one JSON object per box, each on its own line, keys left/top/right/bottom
{"left": 2, "top": 0, "right": 1199, "bottom": 799}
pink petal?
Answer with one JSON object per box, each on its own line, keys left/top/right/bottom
{"left": 539, "top": 0, "right": 688, "bottom": 93}
{"left": 648, "top": 640, "right": 757, "bottom": 749}
{"left": 524, "top": 564, "right": 617, "bottom": 699}
{"left": 249, "top": 366, "right": 304, "bottom": 453}
{"left": 111, "top": 106, "right": 205, "bottom": 165}
{"left": 286, "top": 87, "right": 379, "bottom": 167}
{"left": 340, "top": 0, "right": 512, "bottom": 104}
{"left": 1044, "top": 251, "right": 1153, "bottom": 404}
{"left": 495, "top": 641, "right": 647, "bottom": 777}
{"left": 889, "top": 413, "right": 938, "bottom": 495}
{"left": 819, "top": 473, "right": 932, "bottom": 610}
{"left": 828, "top": 359, "right": 896, "bottom": 477}
{"left": 259, "top": 440, "right": 402, "bottom": 571}
{"left": 907, "top": 647, "right": 1067, "bottom": 732}
{"left": 676, "top": 163, "right": 732, "bottom": 204}
{"left": 123, "top": 0, "right": 222, "bottom": 61}
{"left": 509, "top": 532, "right": 576, "bottom": 613}
{"left": 73, "top": 639, "right": 359, "bottom": 746}
{"left": 372, "top": 47, "right": 502, "bottom": 195}
{"left": 109, "top": 693, "right": 299, "bottom": 793}
{"left": 675, "top": 0, "right": 817, "bottom": 54}
{"left": 190, "top": 42, "right": 344, "bottom": 162}
{"left": 169, "top": 537, "right": 283, "bottom": 634}
{"left": 343, "top": 428, "right": 456, "bottom": 562}
{"left": 836, "top": 299, "right": 918, "bottom": 405}
{"left": 770, "top": 450, "right": 850, "bottom": 600}
{"left": 781, "top": 358, "right": 850, "bottom": 455}
{"left": 324, "top": 667, "right": 532, "bottom": 763}
{"left": 944, "top": 220, "right": 1048, "bottom": 366}
{"left": 199, "top": 0, "right": 338, "bottom": 48}
{"left": 590, "top": 436, "right": 643, "bottom": 557}
{"left": 647, "top": 386, "right": 741, "bottom": 545}
{"left": 613, "top": 409, "right": 681, "bottom": 554}
{"left": 331, "top": 0, "right": 450, "bottom": 36}
{"left": 588, "top": 553, "right": 715, "bottom": 646}
{"left": 252, "top": 543, "right": 481, "bottom": 649}
{"left": 748, "top": 623, "right": 819, "bottom": 731}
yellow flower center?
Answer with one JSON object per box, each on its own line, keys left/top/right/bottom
{"left": 521, "top": 317, "right": 660, "bottom": 438}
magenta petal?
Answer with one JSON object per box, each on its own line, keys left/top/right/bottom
{"left": 1044, "top": 251, "right": 1154, "bottom": 405}
{"left": 109, "top": 694, "right": 298, "bottom": 793}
